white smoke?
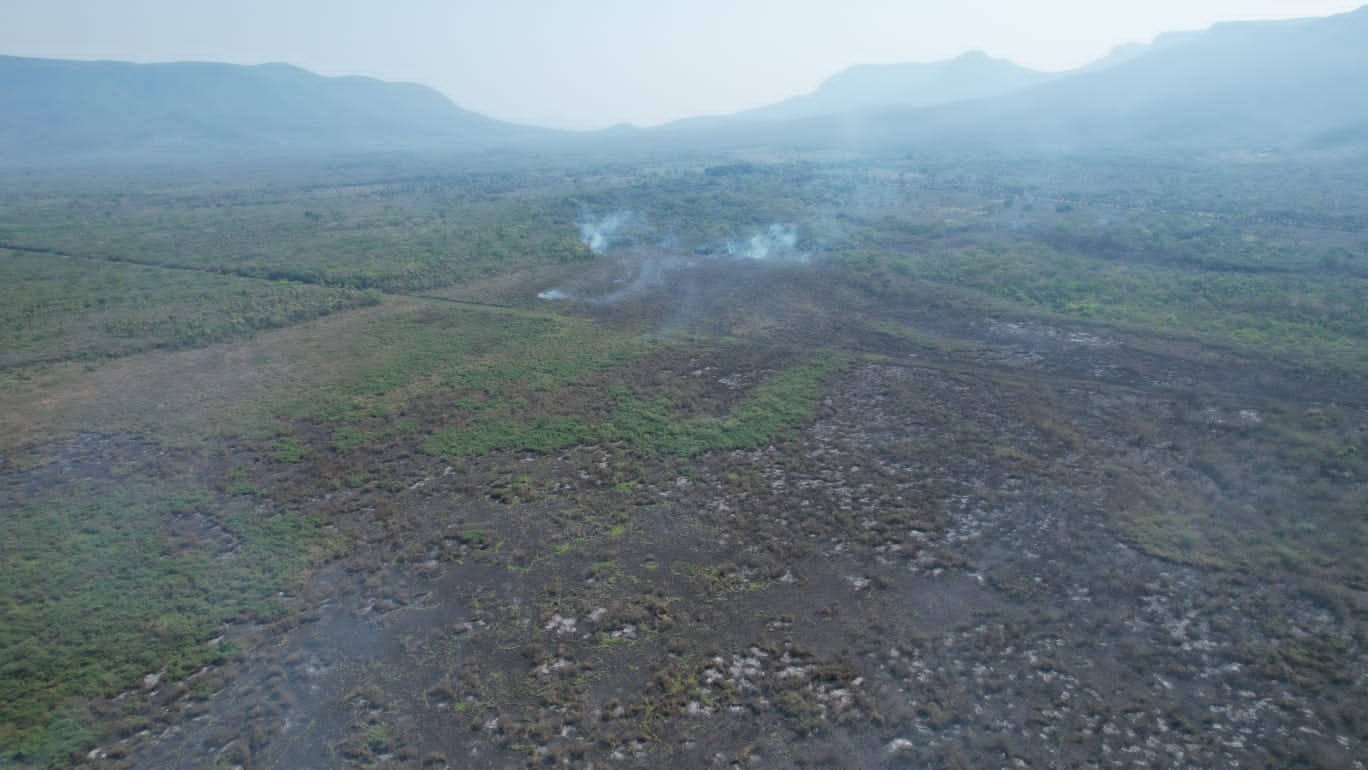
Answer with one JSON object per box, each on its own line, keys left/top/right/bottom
{"left": 578, "top": 210, "right": 633, "bottom": 255}
{"left": 538, "top": 252, "right": 694, "bottom": 305}
{"left": 726, "top": 224, "right": 805, "bottom": 263}
{"left": 592, "top": 254, "right": 693, "bottom": 305}
{"left": 538, "top": 221, "right": 807, "bottom": 305}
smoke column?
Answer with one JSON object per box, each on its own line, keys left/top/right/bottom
{"left": 578, "top": 211, "right": 633, "bottom": 255}
{"left": 726, "top": 224, "right": 804, "bottom": 262}
{"left": 540, "top": 220, "right": 807, "bottom": 305}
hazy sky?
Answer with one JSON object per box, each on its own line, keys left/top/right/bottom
{"left": 2, "top": 0, "right": 1363, "bottom": 129}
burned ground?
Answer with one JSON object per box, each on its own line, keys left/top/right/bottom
{"left": 36, "top": 266, "right": 1359, "bottom": 770}
{"left": 3, "top": 156, "right": 1366, "bottom": 769}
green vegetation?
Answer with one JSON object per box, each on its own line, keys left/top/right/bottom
{"left": 422, "top": 353, "right": 844, "bottom": 459}
{"left": 872, "top": 239, "right": 1368, "bottom": 373}
{"left": 0, "top": 169, "right": 592, "bottom": 292}
{"left": 1, "top": 150, "right": 1365, "bottom": 767}
{"left": 270, "top": 436, "right": 308, "bottom": 463}
{"left": 1121, "top": 403, "right": 1368, "bottom": 586}
{"left": 307, "top": 306, "right": 650, "bottom": 430}
{"left": 0, "top": 249, "right": 376, "bottom": 369}
{"left": 0, "top": 471, "right": 325, "bottom": 766}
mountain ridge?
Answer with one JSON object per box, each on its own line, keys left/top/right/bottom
{"left": 733, "top": 50, "right": 1057, "bottom": 123}
{"left": 4, "top": 4, "right": 1367, "bottom": 164}
{"left": 643, "top": 4, "right": 1368, "bottom": 155}
{"left": 0, "top": 55, "right": 553, "bottom": 163}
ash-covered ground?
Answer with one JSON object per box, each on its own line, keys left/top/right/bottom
{"left": 57, "top": 263, "right": 1367, "bottom": 769}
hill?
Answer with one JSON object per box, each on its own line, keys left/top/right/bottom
{"left": 653, "top": 5, "right": 1368, "bottom": 155}
{"left": 969, "top": 5, "right": 1368, "bottom": 151}
{"left": 734, "top": 51, "right": 1055, "bottom": 122}
{"left": 0, "top": 56, "right": 551, "bottom": 164}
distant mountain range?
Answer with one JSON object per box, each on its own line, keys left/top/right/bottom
{"left": 0, "top": 56, "right": 551, "bottom": 163}
{"left": 3, "top": 4, "right": 1367, "bottom": 164}
{"left": 937, "top": 5, "right": 1368, "bottom": 152}
{"left": 672, "top": 51, "right": 1058, "bottom": 129}
{"left": 781, "top": 6, "right": 1365, "bottom": 153}
{"left": 653, "top": 4, "right": 1368, "bottom": 154}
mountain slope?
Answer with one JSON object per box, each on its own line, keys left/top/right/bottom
{"left": 657, "top": 5, "right": 1368, "bottom": 155}
{"left": 735, "top": 51, "right": 1056, "bottom": 123}
{"left": 1076, "top": 30, "right": 1206, "bottom": 74}
{"left": 981, "top": 5, "right": 1368, "bottom": 151}
{"left": 0, "top": 56, "right": 550, "bottom": 163}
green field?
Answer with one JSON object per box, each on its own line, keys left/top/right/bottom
{"left": 0, "top": 249, "right": 377, "bottom": 370}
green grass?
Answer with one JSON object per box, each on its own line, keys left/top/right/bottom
{"left": 1126, "top": 509, "right": 1227, "bottom": 568}
{"left": 868, "top": 239, "right": 1368, "bottom": 374}
{"left": 1, "top": 151, "right": 1365, "bottom": 768}
{"left": 423, "top": 353, "right": 845, "bottom": 459}
{"left": 306, "top": 305, "right": 650, "bottom": 427}
{"left": 270, "top": 436, "right": 308, "bottom": 463}
{"left": 0, "top": 472, "right": 327, "bottom": 766}
{"left": 1119, "top": 406, "right": 1368, "bottom": 587}
{"left": 608, "top": 353, "right": 845, "bottom": 455}
{"left": 0, "top": 249, "right": 377, "bottom": 369}
{"left": 1127, "top": 498, "right": 1365, "bottom": 584}
{"left": 1, "top": 182, "right": 591, "bottom": 292}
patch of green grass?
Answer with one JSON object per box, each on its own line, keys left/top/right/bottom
{"left": 874, "top": 240, "right": 1368, "bottom": 375}
{"left": 308, "top": 307, "right": 647, "bottom": 430}
{"left": 423, "top": 352, "right": 846, "bottom": 460}
{"left": 0, "top": 474, "right": 326, "bottom": 766}
{"left": 454, "top": 529, "right": 491, "bottom": 548}
{"left": 0, "top": 249, "right": 377, "bottom": 369}
{"left": 1127, "top": 510, "right": 1227, "bottom": 568}
{"left": 629, "top": 351, "right": 845, "bottom": 455}
{"left": 424, "top": 414, "right": 596, "bottom": 458}
{"left": 271, "top": 436, "right": 307, "bottom": 463}
{"left": 331, "top": 418, "right": 415, "bottom": 451}
{"left": 1131, "top": 511, "right": 1366, "bottom": 586}
{"left": 364, "top": 724, "right": 391, "bottom": 753}
{"left": 1243, "top": 634, "right": 1356, "bottom": 686}
{"left": 1, "top": 173, "right": 592, "bottom": 293}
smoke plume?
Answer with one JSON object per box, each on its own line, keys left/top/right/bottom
{"left": 727, "top": 224, "right": 804, "bottom": 262}
{"left": 540, "top": 219, "right": 807, "bottom": 306}
{"left": 578, "top": 211, "right": 633, "bottom": 255}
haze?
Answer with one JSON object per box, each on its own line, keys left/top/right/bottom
{"left": 2, "top": 0, "right": 1363, "bottom": 129}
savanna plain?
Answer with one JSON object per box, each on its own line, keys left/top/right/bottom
{"left": 1, "top": 149, "right": 1366, "bottom": 769}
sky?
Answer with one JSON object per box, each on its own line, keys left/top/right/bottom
{"left": 1, "top": 0, "right": 1363, "bottom": 129}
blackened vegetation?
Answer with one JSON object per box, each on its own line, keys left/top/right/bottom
{"left": 120, "top": 336, "right": 1367, "bottom": 769}
{"left": 1, "top": 150, "right": 1365, "bottom": 768}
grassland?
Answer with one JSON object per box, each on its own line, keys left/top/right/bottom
{"left": 863, "top": 239, "right": 1368, "bottom": 374}
{"left": 0, "top": 161, "right": 592, "bottom": 292}
{"left": 1, "top": 151, "right": 1365, "bottom": 768}
{"left": 0, "top": 248, "right": 376, "bottom": 370}
{"left": 0, "top": 468, "right": 325, "bottom": 765}
{"left": 421, "top": 352, "right": 844, "bottom": 459}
